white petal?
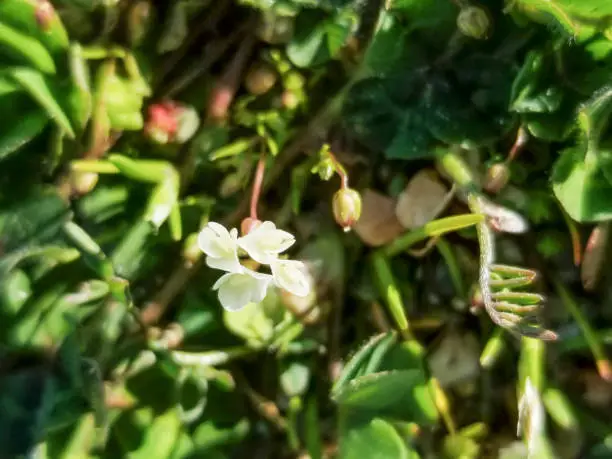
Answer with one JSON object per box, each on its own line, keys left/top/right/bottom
{"left": 205, "top": 254, "right": 243, "bottom": 273}
{"left": 271, "top": 259, "right": 311, "bottom": 297}
{"left": 237, "top": 221, "right": 295, "bottom": 265}
{"left": 243, "top": 268, "right": 273, "bottom": 303}
{"left": 218, "top": 281, "right": 253, "bottom": 311}
{"left": 198, "top": 222, "right": 231, "bottom": 257}
{"left": 212, "top": 270, "right": 272, "bottom": 311}
{"left": 212, "top": 272, "right": 233, "bottom": 290}
{"left": 198, "top": 222, "right": 242, "bottom": 272}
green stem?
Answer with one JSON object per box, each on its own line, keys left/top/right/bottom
{"left": 287, "top": 396, "right": 302, "bottom": 452}
{"left": 384, "top": 214, "right": 484, "bottom": 257}
{"left": 554, "top": 280, "right": 612, "bottom": 381}
{"left": 371, "top": 251, "right": 410, "bottom": 335}
{"left": 71, "top": 159, "right": 119, "bottom": 174}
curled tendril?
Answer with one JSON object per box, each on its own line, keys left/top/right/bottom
{"left": 468, "top": 194, "right": 558, "bottom": 341}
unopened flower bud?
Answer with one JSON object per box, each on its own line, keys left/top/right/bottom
{"left": 332, "top": 188, "right": 362, "bottom": 232}
{"left": 35, "top": 1, "right": 55, "bottom": 30}
{"left": 244, "top": 62, "right": 277, "bottom": 96}
{"left": 144, "top": 101, "right": 199, "bottom": 145}
{"left": 457, "top": 6, "right": 491, "bottom": 40}
{"left": 484, "top": 162, "right": 510, "bottom": 193}
{"left": 241, "top": 217, "right": 262, "bottom": 236}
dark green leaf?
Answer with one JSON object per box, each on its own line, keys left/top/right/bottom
{"left": 0, "top": 106, "right": 48, "bottom": 160}
{"left": 0, "top": 187, "right": 71, "bottom": 254}
{"left": 9, "top": 67, "right": 75, "bottom": 138}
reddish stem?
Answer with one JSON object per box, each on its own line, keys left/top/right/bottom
{"left": 507, "top": 126, "right": 529, "bottom": 162}
{"left": 250, "top": 154, "right": 266, "bottom": 220}
{"left": 328, "top": 150, "right": 349, "bottom": 189}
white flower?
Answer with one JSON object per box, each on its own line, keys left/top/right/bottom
{"left": 237, "top": 221, "right": 295, "bottom": 265}
{"left": 212, "top": 268, "right": 273, "bottom": 311}
{"left": 271, "top": 259, "right": 311, "bottom": 297}
{"left": 197, "top": 222, "right": 242, "bottom": 273}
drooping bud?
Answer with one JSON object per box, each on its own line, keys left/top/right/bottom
{"left": 457, "top": 6, "right": 491, "bottom": 40}
{"left": 484, "top": 162, "right": 510, "bottom": 193}
{"left": 332, "top": 188, "right": 362, "bottom": 232}
{"left": 144, "top": 101, "right": 200, "bottom": 145}
{"left": 244, "top": 62, "right": 277, "bottom": 96}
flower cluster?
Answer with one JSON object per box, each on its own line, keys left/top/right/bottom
{"left": 198, "top": 221, "right": 311, "bottom": 311}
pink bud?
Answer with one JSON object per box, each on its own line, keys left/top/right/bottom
{"left": 144, "top": 101, "right": 199, "bottom": 145}
{"left": 241, "top": 217, "right": 262, "bottom": 236}
{"left": 35, "top": 1, "right": 55, "bottom": 30}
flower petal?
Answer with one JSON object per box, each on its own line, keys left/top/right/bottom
{"left": 198, "top": 222, "right": 242, "bottom": 272}
{"left": 244, "top": 268, "right": 273, "bottom": 303}
{"left": 212, "top": 270, "right": 273, "bottom": 311}
{"left": 218, "top": 281, "right": 252, "bottom": 311}
{"left": 271, "top": 259, "right": 311, "bottom": 297}
{"left": 205, "top": 254, "right": 243, "bottom": 273}
{"left": 198, "top": 222, "right": 233, "bottom": 257}
{"left": 237, "top": 221, "right": 295, "bottom": 265}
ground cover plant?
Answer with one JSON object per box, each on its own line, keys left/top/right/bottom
{"left": 2, "top": 0, "right": 612, "bottom": 457}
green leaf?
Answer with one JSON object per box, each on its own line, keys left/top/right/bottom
{"left": 332, "top": 332, "right": 397, "bottom": 395}
{"left": 552, "top": 147, "right": 612, "bottom": 222}
{"left": 421, "top": 79, "right": 498, "bottom": 146}
{"left": 0, "top": 106, "right": 48, "bottom": 160}
{"left": 339, "top": 416, "right": 413, "bottom": 459}
{"left": 128, "top": 409, "right": 182, "bottom": 459}
{"left": 578, "top": 86, "right": 612, "bottom": 146}
{"left": 287, "top": 10, "right": 352, "bottom": 68}
{"left": 388, "top": 0, "right": 456, "bottom": 36}
{"left": 342, "top": 77, "right": 405, "bottom": 154}
{"left": 385, "top": 108, "right": 432, "bottom": 160}
{"left": 510, "top": 0, "right": 612, "bottom": 40}
{"left": 442, "top": 434, "right": 480, "bottom": 459}
{"left": 0, "top": 187, "right": 71, "bottom": 254}
{"left": 0, "top": 20, "right": 56, "bottom": 74}
{"left": 361, "top": 12, "right": 411, "bottom": 76}
{"left": 0, "top": 363, "right": 56, "bottom": 457}
{"left": 0, "top": 245, "right": 78, "bottom": 280}
{"left": 223, "top": 289, "right": 288, "bottom": 345}
{"left": 333, "top": 370, "right": 422, "bottom": 411}
{"left": 9, "top": 67, "right": 75, "bottom": 138}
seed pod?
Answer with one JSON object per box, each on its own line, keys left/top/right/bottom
{"left": 244, "top": 62, "right": 277, "bottom": 95}
{"left": 484, "top": 162, "right": 510, "bottom": 193}
{"left": 332, "top": 187, "right": 362, "bottom": 232}
{"left": 457, "top": 6, "right": 491, "bottom": 40}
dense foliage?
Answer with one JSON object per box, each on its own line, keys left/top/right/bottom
{"left": 2, "top": 0, "right": 612, "bottom": 457}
